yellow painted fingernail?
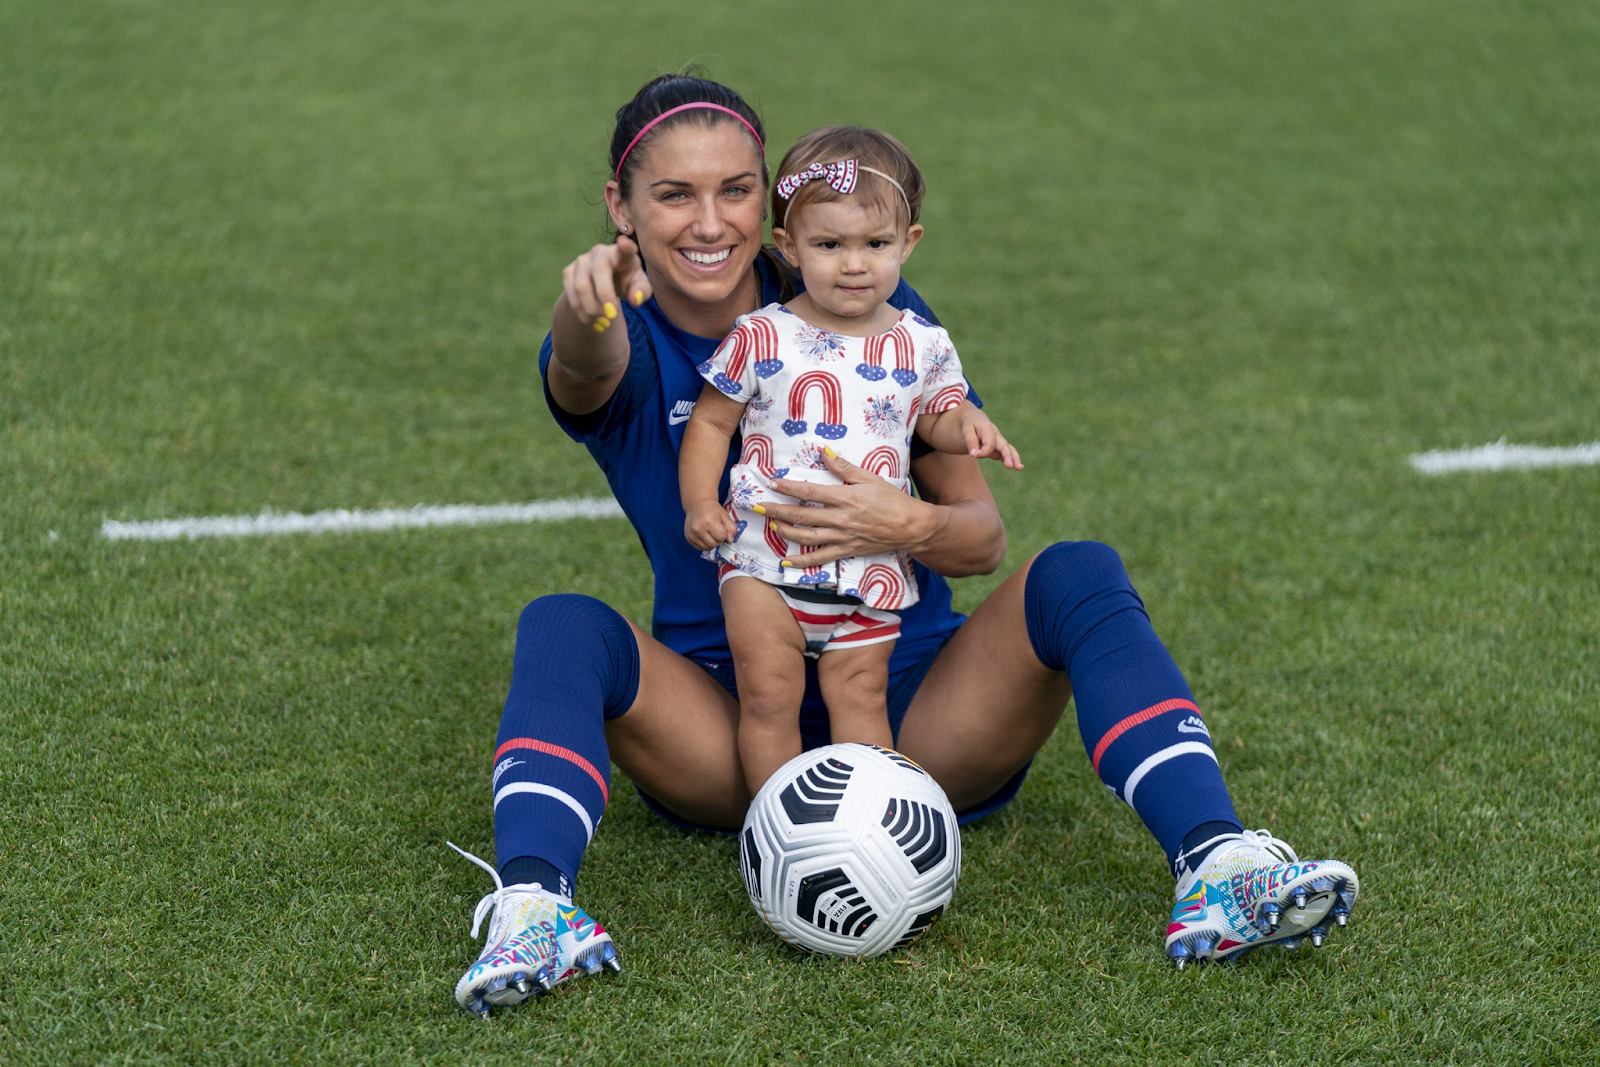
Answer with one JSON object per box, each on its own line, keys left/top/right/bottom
{"left": 591, "top": 320, "right": 607, "bottom": 333}
{"left": 751, "top": 504, "right": 766, "bottom": 515}
{"left": 603, "top": 302, "right": 617, "bottom": 319}
{"left": 824, "top": 446, "right": 837, "bottom": 459}
{"left": 780, "top": 560, "right": 793, "bottom": 568}
{"left": 632, "top": 289, "right": 645, "bottom": 306}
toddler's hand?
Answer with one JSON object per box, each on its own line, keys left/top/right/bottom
{"left": 962, "top": 412, "right": 1024, "bottom": 470}
{"left": 684, "top": 499, "right": 738, "bottom": 550}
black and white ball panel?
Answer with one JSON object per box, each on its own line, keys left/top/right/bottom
{"left": 740, "top": 743, "right": 961, "bottom": 958}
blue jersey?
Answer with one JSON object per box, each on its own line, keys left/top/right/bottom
{"left": 538, "top": 255, "right": 981, "bottom": 679}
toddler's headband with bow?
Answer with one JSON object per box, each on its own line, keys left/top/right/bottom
{"left": 775, "top": 159, "right": 914, "bottom": 227}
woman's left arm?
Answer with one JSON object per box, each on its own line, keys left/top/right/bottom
{"left": 764, "top": 450, "right": 1006, "bottom": 578}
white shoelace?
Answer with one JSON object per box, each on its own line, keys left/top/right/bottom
{"left": 1176, "top": 827, "right": 1299, "bottom": 887}
{"left": 447, "top": 841, "right": 553, "bottom": 940}
{"left": 1200, "top": 827, "right": 1299, "bottom": 867}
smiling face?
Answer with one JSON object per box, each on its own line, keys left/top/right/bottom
{"left": 606, "top": 121, "right": 767, "bottom": 336}
{"left": 773, "top": 198, "right": 924, "bottom": 332}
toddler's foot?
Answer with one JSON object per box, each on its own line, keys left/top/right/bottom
{"left": 448, "top": 843, "right": 620, "bottom": 1017}
{"left": 1165, "top": 829, "right": 1359, "bottom": 968}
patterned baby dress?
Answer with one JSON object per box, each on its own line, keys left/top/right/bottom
{"left": 696, "top": 303, "right": 970, "bottom": 611}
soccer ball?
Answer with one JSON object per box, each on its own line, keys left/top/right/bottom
{"left": 740, "top": 743, "right": 961, "bottom": 958}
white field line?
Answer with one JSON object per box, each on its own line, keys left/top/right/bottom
{"left": 1409, "top": 440, "right": 1600, "bottom": 475}
{"left": 100, "top": 497, "right": 625, "bottom": 542}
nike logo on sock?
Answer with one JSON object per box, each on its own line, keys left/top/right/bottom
{"left": 1176, "top": 715, "right": 1210, "bottom": 738}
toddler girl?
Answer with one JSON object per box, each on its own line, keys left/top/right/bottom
{"left": 680, "top": 126, "right": 1021, "bottom": 795}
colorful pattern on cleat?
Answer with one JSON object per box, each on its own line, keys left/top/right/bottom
{"left": 1164, "top": 829, "right": 1359, "bottom": 967}
{"left": 447, "top": 842, "right": 620, "bottom": 1016}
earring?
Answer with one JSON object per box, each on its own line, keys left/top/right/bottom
{"left": 618, "top": 224, "right": 629, "bottom": 234}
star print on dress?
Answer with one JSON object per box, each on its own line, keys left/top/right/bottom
{"left": 862, "top": 395, "right": 904, "bottom": 437}
{"left": 925, "top": 341, "right": 958, "bottom": 384}
{"left": 795, "top": 322, "right": 848, "bottom": 362}
{"left": 792, "top": 442, "right": 830, "bottom": 470}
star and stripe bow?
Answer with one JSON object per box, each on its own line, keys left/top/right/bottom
{"left": 776, "top": 159, "right": 859, "bottom": 201}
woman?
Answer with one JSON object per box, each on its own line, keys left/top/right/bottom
{"left": 448, "top": 74, "right": 1360, "bottom": 1016}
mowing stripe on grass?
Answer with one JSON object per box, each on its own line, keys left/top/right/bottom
{"left": 99, "top": 498, "right": 625, "bottom": 541}
{"left": 1408, "top": 441, "right": 1600, "bottom": 475}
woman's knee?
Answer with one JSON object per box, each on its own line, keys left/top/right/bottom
{"left": 1029, "top": 540, "right": 1129, "bottom": 589}
{"left": 513, "top": 594, "right": 640, "bottom": 719}
{"left": 1023, "top": 541, "right": 1143, "bottom": 672}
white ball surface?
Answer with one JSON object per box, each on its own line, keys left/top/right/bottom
{"left": 740, "top": 743, "right": 961, "bottom": 958}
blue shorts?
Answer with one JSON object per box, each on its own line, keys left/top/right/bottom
{"left": 635, "top": 633, "right": 1031, "bottom": 833}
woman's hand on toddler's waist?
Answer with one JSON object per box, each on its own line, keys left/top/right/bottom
{"left": 763, "top": 449, "right": 940, "bottom": 569}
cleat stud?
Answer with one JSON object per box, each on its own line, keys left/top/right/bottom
{"left": 1292, "top": 891, "right": 1309, "bottom": 909}
{"left": 1193, "top": 938, "right": 1214, "bottom": 959}
{"left": 604, "top": 956, "right": 622, "bottom": 973}
{"left": 513, "top": 979, "right": 530, "bottom": 996}
{"left": 1174, "top": 957, "right": 1187, "bottom": 971}
{"left": 1279, "top": 937, "right": 1302, "bottom": 951}
{"left": 537, "top": 974, "right": 555, "bottom": 993}
{"left": 1335, "top": 912, "right": 1349, "bottom": 927}
{"left": 1310, "top": 932, "right": 1325, "bottom": 948}
{"left": 487, "top": 976, "right": 508, "bottom": 993}
{"left": 583, "top": 957, "right": 603, "bottom": 975}
{"left": 471, "top": 999, "right": 491, "bottom": 1019}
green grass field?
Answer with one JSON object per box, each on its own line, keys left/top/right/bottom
{"left": 4, "top": 0, "right": 1598, "bottom": 1061}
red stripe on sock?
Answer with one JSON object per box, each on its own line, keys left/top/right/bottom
{"left": 1090, "top": 698, "right": 1200, "bottom": 774}
{"left": 493, "top": 738, "right": 608, "bottom": 803}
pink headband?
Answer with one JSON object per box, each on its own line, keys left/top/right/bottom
{"left": 614, "top": 103, "right": 765, "bottom": 182}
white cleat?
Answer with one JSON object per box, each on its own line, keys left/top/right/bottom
{"left": 1165, "top": 829, "right": 1359, "bottom": 968}
{"left": 447, "top": 843, "right": 620, "bottom": 1016}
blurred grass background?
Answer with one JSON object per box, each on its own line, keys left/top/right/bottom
{"left": 2, "top": 0, "right": 1597, "bottom": 1061}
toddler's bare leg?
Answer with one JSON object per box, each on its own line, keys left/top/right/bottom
{"left": 721, "top": 577, "right": 809, "bottom": 795}
{"left": 816, "top": 639, "right": 896, "bottom": 750}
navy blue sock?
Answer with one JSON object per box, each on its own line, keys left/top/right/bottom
{"left": 498, "top": 856, "right": 573, "bottom": 899}
{"left": 492, "top": 595, "right": 640, "bottom": 898}
{"left": 1024, "top": 542, "right": 1241, "bottom": 877}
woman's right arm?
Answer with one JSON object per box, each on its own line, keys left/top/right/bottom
{"left": 546, "top": 237, "right": 653, "bottom": 416}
